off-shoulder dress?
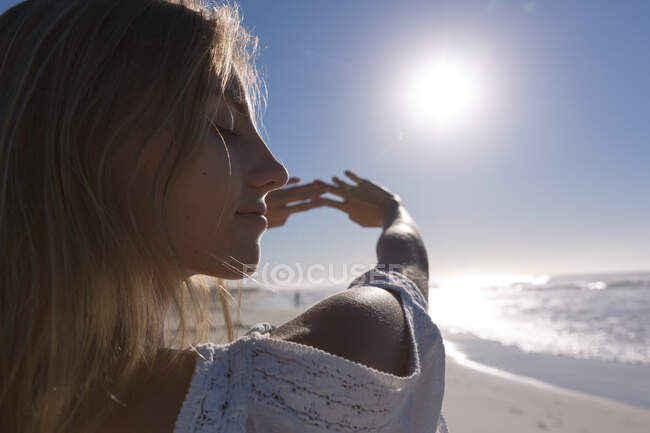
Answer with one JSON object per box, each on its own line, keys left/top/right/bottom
{"left": 173, "top": 267, "right": 449, "bottom": 433}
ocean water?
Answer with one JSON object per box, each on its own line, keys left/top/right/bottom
{"left": 428, "top": 271, "right": 650, "bottom": 408}
{"left": 428, "top": 271, "right": 650, "bottom": 366}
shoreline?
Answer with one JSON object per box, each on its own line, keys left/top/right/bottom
{"left": 440, "top": 330, "right": 650, "bottom": 409}
{"left": 443, "top": 355, "right": 650, "bottom": 433}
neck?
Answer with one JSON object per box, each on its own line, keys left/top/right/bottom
{"left": 83, "top": 348, "right": 197, "bottom": 433}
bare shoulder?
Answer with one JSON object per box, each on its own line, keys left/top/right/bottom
{"left": 269, "top": 285, "right": 410, "bottom": 377}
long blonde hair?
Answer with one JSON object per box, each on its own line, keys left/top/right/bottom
{"left": 0, "top": 1, "right": 262, "bottom": 431}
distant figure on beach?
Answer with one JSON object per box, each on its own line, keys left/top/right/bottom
{"left": 0, "top": 1, "right": 447, "bottom": 432}
{"left": 293, "top": 289, "right": 301, "bottom": 308}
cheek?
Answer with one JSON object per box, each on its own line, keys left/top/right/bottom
{"left": 165, "top": 143, "right": 237, "bottom": 252}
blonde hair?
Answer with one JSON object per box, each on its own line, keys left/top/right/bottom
{"left": 0, "top": 1, "right": 263, "bottom": 431}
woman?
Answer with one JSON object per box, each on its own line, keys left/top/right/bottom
{"left": 0, "top": 1, "right": 447, "bottom": 432}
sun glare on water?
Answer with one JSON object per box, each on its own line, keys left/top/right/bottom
{"left": 401, "top": 54, "right": 483, "bottom": 132}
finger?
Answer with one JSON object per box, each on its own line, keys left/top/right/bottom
{"left": 282, "top": 180, "right": 326, "bottom": 195}
{"left": 285, "top": 200, "right": 328, "bottom": 214}
{"left": 312, "top": 179, "right": 346, "bottom": 198}
{"left": 286, "top": 177, "right": 301, "bottom": 185}
{"left": 319, "top": 186, "right": 346, "bottom": 199}
{"left": 332, "top": 176, "right": 354, "bottom": 189}
{"left": 283, "top": 188, "right": 329, "bottom": 202}
{"left": 344, "top": 170, "right": 365, "bottom": 185}
{"left": 314, "top": 179, "right": 338, "bottom": 189}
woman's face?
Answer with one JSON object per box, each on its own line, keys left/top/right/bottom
{"left": 118, "top": 77, "right": 289, "bottom": 279}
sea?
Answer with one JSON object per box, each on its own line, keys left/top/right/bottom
{"left": 227, "top": 270, "right": 650, "bottom": 409}
{"left": 427, "top": 271, "right": 650, "bottom": 409}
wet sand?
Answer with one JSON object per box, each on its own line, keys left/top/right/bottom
{"left": 442, "top": 356, "right": 650, "bottom": 433}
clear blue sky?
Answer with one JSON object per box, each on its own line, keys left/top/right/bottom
{"left": 235, "top": 0, "right": 650, "bottom": 279}
{"left": 3, "top": 0, "right": 649, "bottom": 280}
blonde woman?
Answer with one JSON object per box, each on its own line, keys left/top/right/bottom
{"left": 0, "top": 1, "right": 447, "bottom": 432}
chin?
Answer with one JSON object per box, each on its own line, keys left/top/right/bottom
{"left": 186, "top": 247, "right": 260, "bottom": 280}
{"left": 225, "top": 264, "right": 257, "bottom": 280}
{"left": 222, "top": 248, "right": 260, "bottom": 280}
{"left": 199, "top": 264, "right": 258, "bottom": 280}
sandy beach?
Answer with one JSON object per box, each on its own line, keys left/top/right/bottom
{"left": 443, "top": 356, "right": 650, "bottom": 433}
{"left": 220, "top": 292, "right": 650, "bottom": 433}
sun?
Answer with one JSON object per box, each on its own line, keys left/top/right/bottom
{"left": 401, "top": 54, "right": 483, "bottom": 132}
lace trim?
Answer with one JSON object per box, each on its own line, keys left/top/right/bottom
{"left": 248, "top": 337, "right": 423, "bottom": 431}
{"left": 244, "top": 322, "right": 276, "bottom": 337}
{"left": 173, "top": 339, "right": 254, "bottom": 433}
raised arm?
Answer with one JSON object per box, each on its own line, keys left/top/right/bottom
{"left": 267, "top": 170, "right": 426, "bottom": 376}
{"left": 376, "top": 201, "right": 429, "bottom": 302}
{"left": 316, "top": 170, "right": 429, "bottom": 301}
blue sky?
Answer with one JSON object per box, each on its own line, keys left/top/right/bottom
{"left": 235, "top": 0, "right": 650, "bottom": 280}
{"left": 3, "top": 0, "right": 649, "bottom": 281}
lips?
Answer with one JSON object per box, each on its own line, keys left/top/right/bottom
{"left": 236, "top": 204, "right": 267, "bottom": 216}
{"left": 235, "top": 209, "right": 268, "bottom": 230}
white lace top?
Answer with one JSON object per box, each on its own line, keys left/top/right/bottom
{"left": 173, "top": 267, "right": 449, "bottom": 433}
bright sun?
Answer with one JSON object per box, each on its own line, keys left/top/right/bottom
{"left": 402, "top": 55, "right": 483, "bottom": 132}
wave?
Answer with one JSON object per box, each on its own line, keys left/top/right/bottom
{"left": 503, "top": 272, "right": 650, "bottom": 292}
{"left": 428, "top": 271, "right": 650, "bottom": 367}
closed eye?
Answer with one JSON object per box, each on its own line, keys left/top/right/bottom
{"left": 216, "top": 126, "right": 238, "bottom": 137}
{"left": 207, "top": 117, "right": 239, "bottom": 138}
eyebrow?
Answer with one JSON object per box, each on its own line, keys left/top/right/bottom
{"left": 227, "top": 94, "right": 250, "bottom": 114}
{"left": 210, "top": 87, "right": 249, "bottom": 117}
{"left": 227, "top": 77, "right": 251, "bottom": 110}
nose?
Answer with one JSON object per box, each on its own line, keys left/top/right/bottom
{"left": 248, "top": 139, "right": 290, "bottom": 194}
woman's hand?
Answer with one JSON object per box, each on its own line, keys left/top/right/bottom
{"left": 265, "top": 177, "right": 329, "bottom": 228}
{"left": 313, "top": 170, "right": 402, "bottom": 228}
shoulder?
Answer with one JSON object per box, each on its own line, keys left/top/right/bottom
{"left": 268, "top": 284, "right": 410, "bottom": 377}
